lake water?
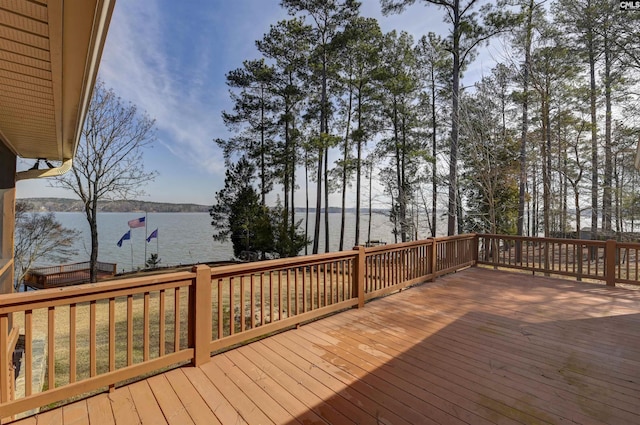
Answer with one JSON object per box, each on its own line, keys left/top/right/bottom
{"left": 52, "top": 212, "right": 399, "bottom": 272}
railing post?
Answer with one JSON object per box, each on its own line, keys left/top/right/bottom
{"left": 191, "top": 265, "right": 212, "bottom": 366}
{"left": 472, "top": 234, "right": 479, "bottom": 265}
{"left": 352, "top": 246, "right": 365, "bottom": 308}
{"left": 577, "top": 244, "right": 583, "bottom": 282}
{"left": 543, "top": 241, "right": 550, "bottom": 276}
{"left": 605, "top": 239, "right": 616, "bottom": 287}
{"left": 430, "top": 238, "right": 438, "bottom": 281}
{"left": 0, "top": 314, "right": 9, "bottom": 406}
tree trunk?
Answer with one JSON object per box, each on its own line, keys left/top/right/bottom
{"left": 313, "top": 40, "right": 329, "bottom": 255}
{"left": 355, "top": 88, "right": 363, "bottom": 246}
{"left": 283, "top": 103, "right": 290, "bottom": 232}
{"left": 367, "top": 160, "right": 373, "bottom": 244}
{"left": 88, "top": 202, "right": 98, "bottom": 283}
{"left": 339, "top": 85, "right": 353, "bottom": 251}
{"left": 517, "top": 0, "right": 534, "bottom": 259}
{"left": 260, "top": 85, "right": 267, "bottom": 206}
{"left": 305, "top": 150, "right": 310, "bottom": 256}
{"left": 290, "top": 116, "right": 296, "bottom": 240}
{"left": 431, "top": 69, "right": 438, "bottom": 237}
{"left": 589, "top": 41, "right": 598, "bottom": 238}
{"left": 542, "top": 96, "right": 551, "bottom": 237}
{"left": 447, "top": 0, "right": 461, "bottom": 236}
{"left": 602, "top": 36, "right": 613, "bottom": 231}
{"left": 324, "top": 146, "right": 330, "bottom": 252}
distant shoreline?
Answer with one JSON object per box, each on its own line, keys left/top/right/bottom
{"left": 18, "top": 197, "right": 390, "bottom": 215}
{"left": 17, "top": 197, "right": 210, "bottom": 213}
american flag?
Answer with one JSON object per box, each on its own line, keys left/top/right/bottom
{"left": 128, "top": 216, "right": 145, "bottom": 228}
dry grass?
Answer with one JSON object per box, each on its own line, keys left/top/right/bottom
{"left": 11, "top": 266, "right": 355, "bottom": 392}
{"left": 12, "top": 289, "right": 191, "bottom": 389}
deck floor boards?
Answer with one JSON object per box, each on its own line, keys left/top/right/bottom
{"left": 12, "top": 267, "right": 640, "bottom": 424}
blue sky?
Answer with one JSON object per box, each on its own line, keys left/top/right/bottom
{"left": 17, "top": 0, "right": 501, "bottom": 206}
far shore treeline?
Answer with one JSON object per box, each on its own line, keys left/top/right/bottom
{"left": 17, "top": 197, "right": 389, "bottom": 215}
{"left": 17, "top": 198, "right": 210, "bottom": 213}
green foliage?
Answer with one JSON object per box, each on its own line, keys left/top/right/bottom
{"left": 269, "top": 199, "right": 311, "bottom": 258}
{"left": 210, "top": 157, "right": 259, "bottom": 244}
{"left": 211, "top": 158, "right": 309, "bottom": 259}
{"left": 228, "top": 186, "right": 273, "bottom": 258}
{"left": 145, "top": 253, "right": 161, "bottom": 269}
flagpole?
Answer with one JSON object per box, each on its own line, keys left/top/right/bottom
{"left": 130, "top": 238, "right": 133, "bottom": 271}
{"left": 144, "top": 212, "right": 148, "bottom": 265}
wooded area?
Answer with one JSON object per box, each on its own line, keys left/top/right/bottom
{"left": 212, "top": 0, "right": 640, "bottom": 253}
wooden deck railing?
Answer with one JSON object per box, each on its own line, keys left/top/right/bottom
{"left": 23, "top": 261, "right": 117, "bottom": 289}
{"left": 2, "top": 232, "right": 639, "bottom": 421}
{"left": 0, "top": 271, "right": 196, "bottom": 421}
{"left": 364, "top": 239, "right": 434, "bottom": 299}
{"left": 477, "top": 234, "right": 640, "bottom": 287}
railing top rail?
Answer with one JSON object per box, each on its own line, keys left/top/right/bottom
{"left": 362, "top": 238, "right": 435, "bottom": 254}
{"left": 432, "top": 233, "right": 477, "bottom": 242}
{"left": 479, "top": 234, "right": 609, "bottom": 246}
{"left": 614, "top": 241, "right": 640, "bottom": 248}
{"left": 28, "top": 261, "right": 117, "bottom": 276}
{"left": 0, "top": 270, "right": 196, "bottom": 314}
{"left": 210, "top": 250, "right": 358, "bottom": 279}
{"left": 28, "top": 261, "right": 90, "bottom": 273}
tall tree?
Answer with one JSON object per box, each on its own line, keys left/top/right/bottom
{"left": 382, "top": 0, "right": 517, "bottom": 235}
{"left": 553, "top": 0, "right": 601, "bottom": 238}
{"left": 509, "top": 0, "right": 545, "bottom": 240}
{"left": 282, "top": 0, "right": 361, "bottom": 253}
{"left": 556, "top": 111, "right": 590, "bottom": 235}
{"left": 216, "top": 59, "right": 278, "bottom": 205}
{"left": 459, "top": 67, "right": 519, "bottom": 234}
{"left": 376, "top": 30, "right": 426, "bottom": 242}
{"left": 529, "top": 30, "right": 575, "bottom": 236}
{"left": 333, "top": 16, "right": 383, "bottom": 248}
{"left": 210, "top": 157, "right": 273, "bottom": 258}
{"left": 53, "top": 82, "right": 156, "bottom": 282}
{"left": 597, "top": 1, "right": 628, "bottom": 231}
{"left": 257, "top": 18, "right": 312, "bottom": 240}
{"left": 415, "top": 32, "right": 451, "bottom": 237}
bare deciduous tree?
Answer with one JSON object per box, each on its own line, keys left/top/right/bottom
{"left": 14, "top": 201, "right": 79, "bottom": 290}
{"left": 53, "top": 82, "right": 156, "bottom": 282}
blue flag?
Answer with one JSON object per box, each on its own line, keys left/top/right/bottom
{"left": 117, "top": 230, "right": 131, "bottom": 247}
{"left": 146, "top": 228, "right": 158, "bottom": 243}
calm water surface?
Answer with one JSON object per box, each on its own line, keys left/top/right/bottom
{"left": 53, "top": 212, "right": 398, "bottom": 272}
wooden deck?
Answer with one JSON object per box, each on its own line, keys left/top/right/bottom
{"left": 11, "top": 267, "right": 640, "bottom": 424}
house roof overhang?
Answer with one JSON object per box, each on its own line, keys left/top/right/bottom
{"left": 0, "top": 0, "right": 116, "bottom": 162}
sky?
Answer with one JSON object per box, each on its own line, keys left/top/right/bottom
{"left": 16, "top": 0, "right": 502, "bottom": 207}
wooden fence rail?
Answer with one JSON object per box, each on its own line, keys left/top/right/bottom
{"left": 2, "top": 233, "right": 639, "bottom": 421}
